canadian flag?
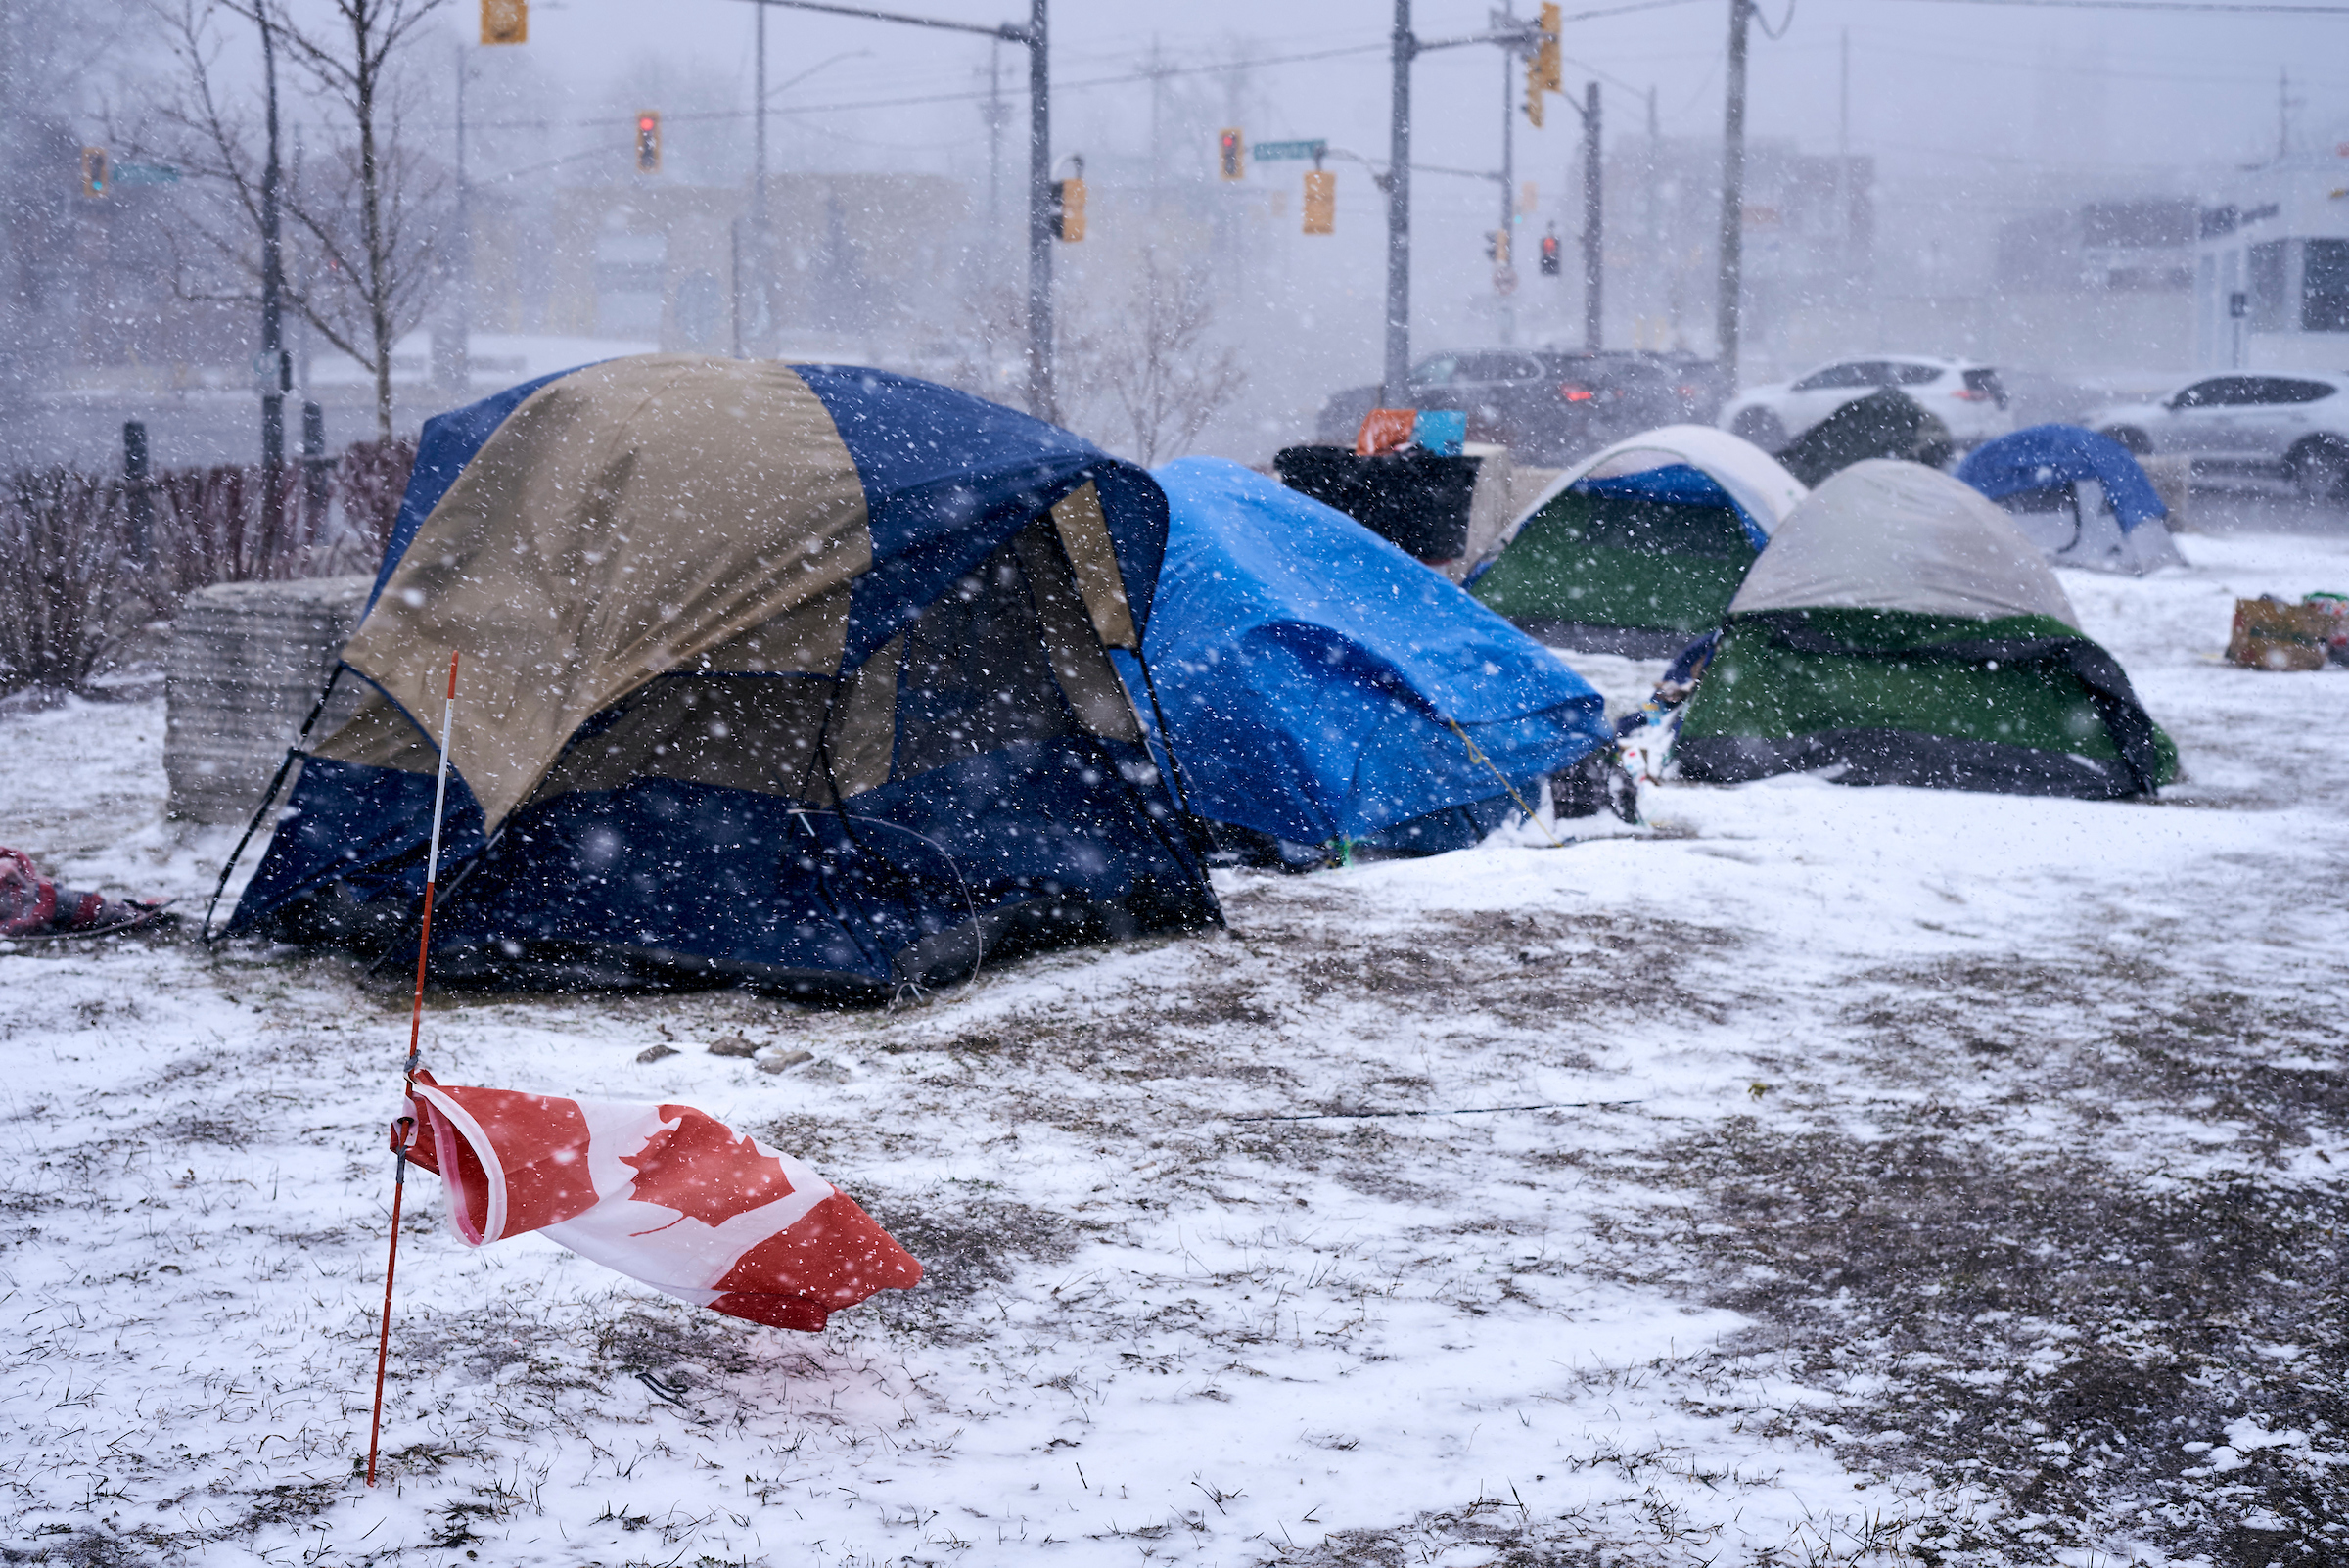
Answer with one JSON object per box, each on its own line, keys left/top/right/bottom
{"left": 398, "top": 1072, "right": 921, "bottom": 1330}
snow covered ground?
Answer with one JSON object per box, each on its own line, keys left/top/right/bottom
{"left": 3, "top": 524, "right": 2346, "bottom": 1567}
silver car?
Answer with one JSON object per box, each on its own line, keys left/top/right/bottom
{"left": 1718, "top": 354, "right": 2015, "bottom": 454}
{"left": 2094, "top": 372, "right": 2349, "bottom": 503}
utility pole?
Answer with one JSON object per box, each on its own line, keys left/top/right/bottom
{"left": 1025, "top": 0, "right": 1052, "bottom": 420}
{"left": 258, "top": 0, "right": 287, "bottom": 470}
{"left": 1497, "top": 2, "right": 1515, "bottom": 346}
{"left": 1836, "top": 26, "right": 1850, "bottom": 286}
{"left": 438, "top": 44, "right": 472, "bottom": 395}
{"left": 1581, "top": 81, "right": 1601, "bottom": 350}
{"left": 1146, "top": 38, "right": 1168, "bottom": 221}
{"left": 984, "top": 41, "right": 1007, "bottom": 266}
{"left": 1717, "top": 0, "right": 1751, "bottom": 386}
{"left": 1384, "top": 0, "right": 1414, "bottom": 402}
{"left": 754, "top": 4, "right": 768, "bottom": 355}
{"left": 1644, "top": 83, "right": 1660, "bottom": 346}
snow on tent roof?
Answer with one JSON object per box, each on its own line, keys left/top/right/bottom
{"left": 1954, "top": 424, "right": 2169, "bottom": 533}
{"left": 227, "top": 354, "right": 1218, "bottom": 997}
{"left": 1490, "top": 424, "right": 1807, "bottom": 564}
{"left": 1141, "top": 458, "right": 1610, "bottom": 848}
{"left": 1728, "top": 459, "right": 2082, "bottom": 626}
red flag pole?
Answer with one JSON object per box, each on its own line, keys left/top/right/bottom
{"left": 367, "top": 650, "right": 460, "bottom": 1488}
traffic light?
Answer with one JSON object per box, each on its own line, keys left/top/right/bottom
{"left": 1218, "top": 128, "right": 1244, "bottom": 181}
{"left": 1524, "top": 3, "right": 1561, "bottom": 127}
{"left": 634, "top": 112, "right": 662, "bottom": 174}
{"left": 1302, "top": 169, "right": 1335, "bottom": 235}
{"left": 1540, "top": 226, "right": 1562, "bottom": 277}
{"left": 481, "top": 0, "right": 527, "bottom": 45}
{"left": 80, "top": 147, "right": 109, "bottom": 199}
{"left": 1485, "top": 229, "right": 1511, "bottom": 267}
{"left": 1051, "top": 176, "right": 1085, "bottom": 241}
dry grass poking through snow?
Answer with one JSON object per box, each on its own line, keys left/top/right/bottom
{"left": 4, "top": 529, "right": 2348, "bottom": 1566}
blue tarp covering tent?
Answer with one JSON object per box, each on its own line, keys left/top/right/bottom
{"left": 223, "top": 355, "right": 1220, "bottom": 998}
{"left": 1957, "top": 424, "right": 2168, "bottom": 530}
{"left": 1568, "top": 467, "right": 1773, "bottom": 551}
{"left": 1130, "top": 458, "right": 1611, "bottom": 857}
{"left": 1956, "top": 424, "right": 2183, "bottom": 576}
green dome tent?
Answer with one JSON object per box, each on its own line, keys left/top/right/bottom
{"left": 1467, "top": 425, "right": 1806, "bottom": 657}
{"left": 1674, "top": 460, "right": 2177, "bottom": 799}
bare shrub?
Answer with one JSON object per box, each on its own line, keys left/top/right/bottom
{"left": 150, "top": 462, "right": 320, "bottom": 591}
{"left": 0, "top": 471, "right": 139, "bottom": 697}
{"left": 331, "top": 437, "right": 415, "bottom": 562}
{"left": 0, "top": 438, "right": 412, "bottom": 696}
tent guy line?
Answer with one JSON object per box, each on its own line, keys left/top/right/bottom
{"left": 1228, "top": 1099, "right": 1648, "bottom": 1124}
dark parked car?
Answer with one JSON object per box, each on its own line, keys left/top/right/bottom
{"left": 1312, "top": 348, "right": 1723, "bottom": 465}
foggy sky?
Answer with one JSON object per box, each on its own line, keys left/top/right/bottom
{"left": 506, "top": 0, "right": 2349, "bottom": 187}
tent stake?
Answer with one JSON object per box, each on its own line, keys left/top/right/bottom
{"left": 366, "top": 651, "right": 460, "bottom": 1489}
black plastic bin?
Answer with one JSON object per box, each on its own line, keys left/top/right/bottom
{"left": 1273, "top": 445, "right": 1482, "bottom": 561}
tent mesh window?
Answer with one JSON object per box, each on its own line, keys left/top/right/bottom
{"left": 509, "top": 521, "right": 1115, "bottom": 810}
{"left": 1571, "top": 494, "right": 1755, "bottom": 559}
{"left": 534, "top": 677, "right": 839, "bottom": 803}
{"left": 893, "top": 532, "right": 1082, "bottom": 782}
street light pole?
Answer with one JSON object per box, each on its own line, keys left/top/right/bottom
{"left": 735, "top": 0, "right": 1051, "bottom": 419}
{"left": 1384, "top": 0, "right": 1413, "bottom": 403}
{"left": 259, "top": 0, "right": 287, "bottom": 470}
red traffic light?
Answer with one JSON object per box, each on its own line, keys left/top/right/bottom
{"left": 634, "top": 111, "right": 662, "bottom": 174}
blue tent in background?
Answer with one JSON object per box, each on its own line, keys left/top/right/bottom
{"left": 222, "top": 355, "right": 1219, "bottom": 998}
{"left": 1131, "top": 458, "right": 1612, "bottom": 859}
{"left": 1956, "top": 424, "right": 2182, "bottom": 575}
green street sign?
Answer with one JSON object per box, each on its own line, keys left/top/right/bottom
{"left": 115, "top": 163, "right": 181, "bottom": 187}
{"left": 1252, "top": 140, "right": 1326, "bottom": 162}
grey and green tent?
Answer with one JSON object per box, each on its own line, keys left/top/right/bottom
{"left": 1674, "top": 460, "right": 2176, "bottom": 799}
{"left": 1466, "top": 425, "right": 1806, "bottom": 657}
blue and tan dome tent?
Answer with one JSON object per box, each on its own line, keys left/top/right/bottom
{"left": 1129, "top": 459, "right": 1611, "bottom": 862}
{"left": 1955, "top": 423, "right": 2184, "bottom": 576}
{"left": 1466, "top": 425, "right": 1806, "bottom": 657}
{"left": 221, "top": 354, "right": 1220, "bottom": 996}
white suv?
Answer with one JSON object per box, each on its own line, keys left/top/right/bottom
{"left": 1718, "top": 355, "right": 2015, "bottom": 454}
{"left": 2092, "top": 372, "right": 2349, "bottom": 503}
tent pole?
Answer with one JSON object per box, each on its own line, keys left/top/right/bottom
{"left": 366, "top": 651, "right": 460, "bottom": 1488}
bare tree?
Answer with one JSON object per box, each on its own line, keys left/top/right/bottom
{"left": 1075, "top": 254, "right": 1246, "bottom": 466}
{"left": 145, "top": 0, "right": 449, "bottom": 440}
{"left": 940, "top": 259, "right": 1246, "bottom": 466}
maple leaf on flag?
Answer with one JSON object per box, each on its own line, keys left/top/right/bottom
{"left": 620, "top": 1106, "right": 798, "bottom": 1229}
{"left": 401, "top": 1073, "right": 920, "bottom": 1331}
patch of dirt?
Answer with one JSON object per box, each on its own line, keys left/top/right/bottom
{"left": 854, "top": 1181, "right": 1081, "bottom": 1342}
{"left": 1603, "top": 1112, "right": 2349, "bottom": 1567}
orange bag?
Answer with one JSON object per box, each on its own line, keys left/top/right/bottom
{"left": 1355, "top": 408, "right": 1417, "bottom": 456}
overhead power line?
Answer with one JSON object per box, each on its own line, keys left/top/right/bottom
{"left": 1886, "top": 0, "right": 2349, "bottom": 12}
{"left": 477, "top": 0, "right": 1712, "bottom": 134}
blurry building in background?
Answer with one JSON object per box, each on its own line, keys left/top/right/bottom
{"left": 1596, "top": 134, "right": 1873, "bottom": 372}
{"left": 1975, "top": 195, "right": 2198, "bottom": 380}
{"left": 2193, "top": 147, "right": 2349, "bottom": 372}
{"left": 537, "top": 174, "right": 966, "bottom": 354}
